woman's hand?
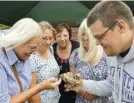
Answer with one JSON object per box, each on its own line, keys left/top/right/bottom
{"left": 39, "top": 77, "right": 61, "bottom": 90}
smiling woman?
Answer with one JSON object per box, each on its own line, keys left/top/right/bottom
{"left": 0, "top": 18, "right": 61, "bottom": 103}
{"left": 29, "top": 21, "right": 61, "bottom": 103}
{"left": 53, "top": 22, "right": 79, "bottom": 103}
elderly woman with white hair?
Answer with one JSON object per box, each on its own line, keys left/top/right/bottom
{"left": 69, "top": 18, "right": 112, "bottom": 103}
{"left": 0, "top": 18, "right": 61, "bottom": 103}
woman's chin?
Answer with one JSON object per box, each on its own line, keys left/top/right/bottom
{"left": 59, "top": 45, "right": 67, "bottom": 49}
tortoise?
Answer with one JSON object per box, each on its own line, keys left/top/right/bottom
{"left": 59, "top": 72, "right": 97, "bottom": 99}
{"left": 59, "top": 72, "right": 81, "bottom": 86}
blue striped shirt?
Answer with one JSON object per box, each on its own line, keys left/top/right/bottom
{"left": 0, "top": 49, "right": 32, "bottom": 103}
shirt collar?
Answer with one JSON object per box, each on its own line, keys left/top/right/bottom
{"left": 5, "top": 49, "right": 19, "bottom": 65}
{"left": 118, "top": 39, "right": 134, "bottom": 63}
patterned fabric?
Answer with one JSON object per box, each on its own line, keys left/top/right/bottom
{"left": 30, "top": 50, "right": 60, "bottom": 103}
{"left": 69, "top": 48, "right": 111, "bottom": 103}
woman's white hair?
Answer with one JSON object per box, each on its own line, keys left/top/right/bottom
{"left": 0, "top": 18, "right": 42, "bottom": 50}
{"left": 78, "top": 18, "right": 97, "bottom": 62}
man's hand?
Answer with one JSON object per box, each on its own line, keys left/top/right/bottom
{"left": 79, "top": 90, "right": 97, "bottom": 101}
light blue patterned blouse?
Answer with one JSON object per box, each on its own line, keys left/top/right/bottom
{"left": 69, "top": 48, "right": 112, "bottom": 103}
{"left": 0, "top": 49, "right": 32, "bottom": 103}
{"left": 30, "top": 49, "right": 60, "bottom": 103}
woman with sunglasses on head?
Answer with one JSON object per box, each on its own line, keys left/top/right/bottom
{"left": 69, "top": 18, "right": 113, "bottom": 103}
{"left": 29, "top": 21, "right": 61, "bottom": 103}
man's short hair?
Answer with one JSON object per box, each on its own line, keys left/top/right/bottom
{"left": 87, "top": 1, "right": 134, "bottom": 29}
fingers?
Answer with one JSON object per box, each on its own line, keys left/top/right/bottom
{"left": 80, "top": 91, "right": 89, "bottom": 98}
{"left": 80, "top": 90, "right": 96, "bottom": 101}
{"left": 80, "top": 91, "right": 86, "bottom": 97}
{"left": 85, "top": 94, "right": 96, "bottom": 101}
{"left": 49, "top": 77, "right": 57, "bottom": 82}
{"left": 76, "top": 73, "right": 81, "bottom": 78}
{"left": 50, "top": 78, "right": 62, "bottom": 89}
{"left": 55, "top": 78, "right": 62, "bottom": 86}
{"left": 83, "top": 92, "right": 90, "bottom": 99}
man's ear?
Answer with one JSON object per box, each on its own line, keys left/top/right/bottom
{"left": 117, "top": 20, "right": 126, "bottom": 34}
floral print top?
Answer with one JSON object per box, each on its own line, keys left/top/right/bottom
{"left": 69, "top": 48, "right": 112, "bottom": 103}
{"left": 30, "top": 49, "right": 60, "bottom": 103}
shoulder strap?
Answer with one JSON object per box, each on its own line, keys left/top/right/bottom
{"left": 2, "top": 48, "right": 23, "bottom": 92}
{"left": 12, "top": 64, "right": 23, "bottom": 92}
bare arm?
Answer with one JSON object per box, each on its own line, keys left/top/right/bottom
{"left": 10, "top": 83, "right": 41, "bottom": 103}
{"left": 29, "top": 72, "right": 41, "bottom": 103}
{"left": 10, "top": 77, "right": 61, "bottom": 103}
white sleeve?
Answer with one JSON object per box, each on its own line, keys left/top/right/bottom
{"left": 81, "top": 78, "right": 112, "bottom": 96}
